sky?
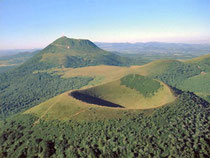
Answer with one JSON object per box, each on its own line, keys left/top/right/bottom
{"left": 0, "top": 0, "right": 210, "bottom": 49}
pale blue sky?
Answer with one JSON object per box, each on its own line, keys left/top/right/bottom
{"left": 0, "top": 0, "right": 210, "bottom": 49}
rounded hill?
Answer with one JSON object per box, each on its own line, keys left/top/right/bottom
{"left": 24, "top": 74, "right": 176, "bottom": 121}
{"left": 71, "top": 74, "right": 176, "bottom": 109}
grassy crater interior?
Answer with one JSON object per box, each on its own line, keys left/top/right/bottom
{"left": 70, "top": 74, "right": 175, "bottom": 109}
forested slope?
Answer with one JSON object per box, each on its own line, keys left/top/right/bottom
{"left": 0, "top": 92, "right": 209, "bottom": 157}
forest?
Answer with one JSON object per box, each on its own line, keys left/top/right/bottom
{"left": 0, "top": 70, "right": 92, "bottom": 119}
{"left": 120, "top": 74, "right": 162, "bottom": 97}
{"left": 0, "top": 92, "right": 209, "bottom": 158}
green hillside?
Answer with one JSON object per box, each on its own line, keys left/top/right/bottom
{"left": 0, "top": 37, "right": 143, "bottom": 119}
{"left": 0, "top": 72, "right": 93, "bottom": 119}
{"left": 123, "top": 55, "right": 209, "bottom": 102}
{"left": 70, "top": 74, "right": 175, "bottom": 110}
{"left": 27, "top": 36, "right": 135, "bottom": 69}
{"left": 177, "top": 70, "right": 210, "bottom": 102}
{"left": 0, "top": 45, "right": 209, "bottom": 157}
{"left": 146, "top": 60, "right": 201, "bottom": 86}
{"left": 0, "top": 92, "right": 209, "bottom": 157}
{"left": 22, "top": 74, "right": 175, "bottom": 123}
{"left": 0, "top": 38, "right": 209, "bottom": 157}
{"left": 185, "top": 54, "right": 210, "bottom": 72}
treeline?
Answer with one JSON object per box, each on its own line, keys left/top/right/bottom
{"left": 0, "top": 92, "right": 209, "bottom": 157}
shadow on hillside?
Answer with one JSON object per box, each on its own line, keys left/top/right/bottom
{"left": 70, "top": 91, "right": 124, "bottom": 108}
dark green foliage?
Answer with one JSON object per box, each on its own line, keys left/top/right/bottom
{"left": 191, "top": 55, "right": 210, "bottom": 72}
{"left": 151, "top": 61, "right": 201, "bottom": 86}
{"left": 0, "top": 92, "right": 209, "bottom": 157}
{"left": 149, "top": 58, "right": 210, "bottom": 103}
{"left": 62, "top": 53, "right": 134, "bottom": 68}
{"left": 121, "top": 74, "right": 162, "bottom": 97}
{"left": 0, "top": 70, "right": 92, "bottom": 119}
{"left": 16, "top": 53, "right": 56, "bottom": 72}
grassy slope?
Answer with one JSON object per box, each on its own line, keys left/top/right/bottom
{"left": 24, "top": 91, "right": 142, "bottom": 121}
{"left": 33, "top": 65, "right": 147, "bottom": 87}
{"left": 17, "top": 53, "right": 210, "bottom": 122}
{"left": 38, "top": 59, "right": 181, "bottom": 83}
{"left": 33, "top": 62, "right": 168, "bottom": 87}
{"left": 23, "top": 54, "right": 210, "bottom": 122}
{"left": 185, "top": 54, "right": 210, "bottom": 62}
{"left": 178, "top": 71, "right": 210, "bottom": 101}
{"left": 181, "top": 54, "right": 210, "bottom": 101}
{"left": 79, "top": 79, "right": 175, "bottom": 109}
{"left": 24, "top": 75, "right": 175, "bottom": 121}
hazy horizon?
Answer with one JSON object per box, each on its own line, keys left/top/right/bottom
{"left": 0, "top": 0, "right": 210, "bottom": 49}
{"left": 1, "top": 39, "right": 210, "bottom": 51}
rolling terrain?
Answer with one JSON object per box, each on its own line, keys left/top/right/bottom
{"left": 0, "top": 36, "right": 141, "bottom": 119}
{"left": 0, "top": 37, "right": 209, "bottom": 157}
{"left": 96, "top": 42, "right": 210, "bottom": 55}
{"left": 24, "top": 74, "right": 175, "bottom": 122}
{"left": 34, "top": 54, "right": 210, "bottom": 102}
{"left": 32, "top": 53, "right": 210, "bottom": 103}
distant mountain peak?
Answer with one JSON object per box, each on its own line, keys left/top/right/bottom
{"left": 23, "top": 36, "right": 131, "bottom": 69}
{"left": 51, "top": 36, "right": 99, "bottom": 50}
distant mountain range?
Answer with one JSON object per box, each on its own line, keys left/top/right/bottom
{"left": 95, "top": 42, "right": 210, "bottom": 55}
{"left": 0, "top": 49, "right": 40, "bottom": 57}
{"left": 2, "top": 41, "right": 210, "bottom": 58}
